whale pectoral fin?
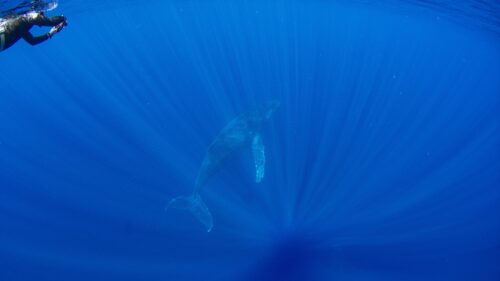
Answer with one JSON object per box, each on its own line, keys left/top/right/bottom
{"left": 252, "top": 134, "right": 265, "bottom": 183}
{"left": 166, "top": 193, "right": 213, "bottom": 232}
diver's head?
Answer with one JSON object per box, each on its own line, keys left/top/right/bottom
{"left": 24, "top": 11, "right": 43, "bottom": 21}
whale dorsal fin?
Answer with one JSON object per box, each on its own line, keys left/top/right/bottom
{"left": 252, "top": 134, "right": 265, "bottom": 183}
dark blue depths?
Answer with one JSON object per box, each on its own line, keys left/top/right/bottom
{"left": 0, "top": 1, "right": 499, "bottom": 281}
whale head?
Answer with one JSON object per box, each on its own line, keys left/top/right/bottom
{"left": 246, "top": 101, "right": 280, "bottom": 133}
{"left": 262, "top": 100, "right": 280, "bottom": 120}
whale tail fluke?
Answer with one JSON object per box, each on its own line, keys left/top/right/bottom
{"left": 166, "top": 192, "right": 213, "bottom": 232}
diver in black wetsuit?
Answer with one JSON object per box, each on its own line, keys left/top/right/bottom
{"left": 0, "top": 12, "right": 66, "bottom": 52}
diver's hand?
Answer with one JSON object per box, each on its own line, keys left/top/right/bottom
{"left": 48, "top": 22, "right": 65, "bottom": 38}
{"left": 62, "top": 15, "right": 68, "bottom": 26}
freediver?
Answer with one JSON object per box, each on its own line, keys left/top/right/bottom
{"left": 0, "top": 12, "right": 67, "bottom": 52}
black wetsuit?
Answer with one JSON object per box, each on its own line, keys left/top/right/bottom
{"left": 0, "top": 14, "right": 65, "bottom": 51}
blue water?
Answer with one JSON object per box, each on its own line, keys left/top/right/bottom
{"left": 1, "top": 1, "right": 499, "bottom": 280}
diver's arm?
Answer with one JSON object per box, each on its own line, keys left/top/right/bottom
{"left": 22, "top": 32, "right": 49, "bottom": 45}
{"left": 31, "top": 15, "right": 66, "bottom": 27}
{"left": 22, "top": 22, "right": 64, "bottom": 45}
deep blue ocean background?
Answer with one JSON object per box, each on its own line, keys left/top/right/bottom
{"left": 1, "top": 1, "right": 499, "bottom": 280}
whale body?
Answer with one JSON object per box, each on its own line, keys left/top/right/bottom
{"left": 166, "top": 101, "right": 279, "bottom": 232}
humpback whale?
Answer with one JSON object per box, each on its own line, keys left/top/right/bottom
{"left": 166, "top": 101, "right": 279, "bottom": 232}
